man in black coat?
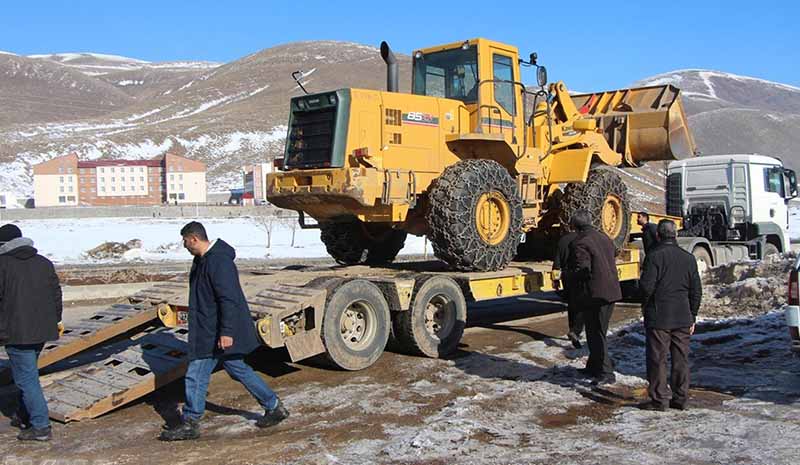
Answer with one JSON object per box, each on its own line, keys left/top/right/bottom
{"left": 552, "top": 229, "right": 583, "bottom": 349}
{"left": 160, "top": 222, "right": 289, "bottom": 441}
{"left": 0, "top": 224, "right": 62, "bottom": 441}
{"left": 639, "top": 220, "right": 702, "bottom": 411}
{"left": 564, "top": 210, "right": 622, "bottom": 385}
{"left": 637, "top": 212, "right": 659, "bottom": 255}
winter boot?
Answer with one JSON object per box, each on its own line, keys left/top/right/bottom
{"left": 17, "top": 426, "right": 51, "bottom": 442}
{"left": 256, "top": 399, "right": 289, "bottom": 428}
{"left": 158, "top": 418, "right": 200, "bottom": 441}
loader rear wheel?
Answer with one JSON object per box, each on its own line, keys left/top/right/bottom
{"left": 560, "top": 166, "right": 631, "bottom": 250}
{"left": 427, "top": 159, "right": 523, "bottom": 271}
{"left": 393, "top": 276, "right": 467, "bottom": 358}
{"left": 321, "top": 280, "right": 391, "bottom": 371}
{"left": 320, "top": 219, "right": 407, "bottom": 266}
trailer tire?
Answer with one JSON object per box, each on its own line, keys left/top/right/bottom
{"left": 560, "top": 166, "right": 631, "bottom": 250}
{"left": 692, "top": 246, "right": 712, "bottom": 274}
{"left": 320, "top": 280, "right": 391, "bottom": 370}
{"left": 394, "top": 277, "right": 467, "bottom": 358}
{"left": 320, "top": 219, "right": 406, "bottom": 266}
{"left": 427, "top": 159, "right": 523, "bottom": 271}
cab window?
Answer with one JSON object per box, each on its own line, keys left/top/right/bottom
{"left": 412, "top": 46, "right": 479, "bottom": 103}
{"left": 492, "top": 54, "right": 515, "bottom": 116}
{"left": 764, "top": 167, "right": 785, "bottom": 196}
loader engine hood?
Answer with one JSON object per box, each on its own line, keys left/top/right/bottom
{"left": 284, "top": 89, "right": 351, "bottom": 169}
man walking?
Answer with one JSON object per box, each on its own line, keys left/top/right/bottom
{"left": 637, "top": 212, "right": 659, "bottom": 255}
{"left": 553, "top": 228, "right": 583, "bottom": 349}
{"left": 0, "top": 224, "right": 62, "bottom": 442}
{"left": 638, "top": 220, "right": 702, "bottom": 411}
{"left": 160, "top": 221, "right": 289, "bottom": 441}
{"left": 564, "top": 210, "right": 622, "bottom": 385}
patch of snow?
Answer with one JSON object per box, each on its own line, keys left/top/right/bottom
{"left": 117, "top": 79, "right": 144, "bottom": 86}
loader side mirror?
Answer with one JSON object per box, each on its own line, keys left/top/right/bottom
{"left": 537, "top": 66, "right": 547, "bottom": 88}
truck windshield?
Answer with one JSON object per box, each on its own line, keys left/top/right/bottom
{"left": 412, "top": 46, "right": 479, "bottom": 103}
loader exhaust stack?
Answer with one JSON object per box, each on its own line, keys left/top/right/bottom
{"left": 380, "top": 41, "right": 398, "bottom": 93}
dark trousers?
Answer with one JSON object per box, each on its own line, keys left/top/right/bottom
{"left": 646, "top": 327, "right": 691, "bottom": 407}
{"left": 567, "top": 301, "right": 584, "bottom": 336}
{"left": 583, "top": 302, "right": 615, "bottom": 375}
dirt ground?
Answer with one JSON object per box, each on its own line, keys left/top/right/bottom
{"left": 1, "top": 260, "right": 799, "bottom": 465}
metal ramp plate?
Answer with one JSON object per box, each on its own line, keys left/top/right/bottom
{"left": 41, "top": 326, "right": 189, "bottom": 422}
{"left": 0, "top": 303, "right": 158, "bottom": 381}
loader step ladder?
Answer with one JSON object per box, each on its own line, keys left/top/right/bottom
{"left": 40, "top": 326, "right": 189, "bottom": 422}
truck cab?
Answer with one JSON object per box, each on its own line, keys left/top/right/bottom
{"left": 667, "top": 154, "right": 797, "bottom": 265}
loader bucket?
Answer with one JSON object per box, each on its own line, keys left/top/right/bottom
{"left": 571, "top": 85, "right": 696, "bottom": 166}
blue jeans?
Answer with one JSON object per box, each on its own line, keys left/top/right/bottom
{"left": 6, "top": 344, "right": 50, "bottom": 429}
{"left": 182, "top": 355, "right": 278, "bottom": 422}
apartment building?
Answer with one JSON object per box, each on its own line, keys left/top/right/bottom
{"left": 33, "top": 152, "right": 206, "bottom": 207}
{"left": 241, "top": 162, "right": 272, "bottom": 205}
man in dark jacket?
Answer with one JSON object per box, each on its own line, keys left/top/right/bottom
{"left": 564, "top": 210, "right": 622, "bottom": 385}
{"left": 553, "top": 229, "right": 583, "bottom": 349}
{"left": 638, "top": 219, "right": 702, "bottom": 411}
{"left": 637, "top": 212, "right": 659, "bottom": 255}
{"left": 160, "top": 222, "right": 289, "bottom": 441}
{"left": 0, "top": 224, "right": 62, "bottom": 441}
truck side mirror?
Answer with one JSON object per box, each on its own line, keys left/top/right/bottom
{"left": 785, "top": 169, "right": 798, "bottom": 198}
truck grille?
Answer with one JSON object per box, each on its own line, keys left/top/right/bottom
{"left": 666, "top": 172, "right": 683, "bottom": 217}
{"left": 286, "top": 107, "right": 336, "bottom": 169}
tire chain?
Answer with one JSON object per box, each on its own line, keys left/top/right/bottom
{"left": 559, "top": 166, "right": 631, "bottom": 249}
{"left": 426, "top": 159, "right": 523, "bottom": 271}
{"left": 320, "top": 220, "right": 407, "bottom": 265}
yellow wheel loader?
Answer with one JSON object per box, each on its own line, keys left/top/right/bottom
{"left": 267, "top": 38, "right": 695, "bottom": 271}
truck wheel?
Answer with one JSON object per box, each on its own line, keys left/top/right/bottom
{"left": 560, "top": 166, "right": 631, "bottom": 250}
{"left": 394, "top": 276, "right": 467, "bottom": 358}
{"left": 764, "top": 243, "right": 779, "bottom": 258}
{"left": 692, "top": 246, "right": 712, "bottom": 274}
{"left": 427, "top": 159, "right": 523, "bottom": 271}
{"left": 320, "top": 280, "right": 391, "bottom": 370}
{"left": 320, "top": 219, "right": 406, "bottom": 265}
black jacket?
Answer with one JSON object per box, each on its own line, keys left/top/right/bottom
{"left": 639, "top": 239, "right": 702, "bottom": 329}
{"left": 642, "top": 222, "right": 658, "bottom": 254}
{"left": 0, "top": 238, "right": 62, "bottom": 345}
{"left": 553, "top": 231, "right": 578, "bottom": 299}
{"left": 187, "top": 239, "right": 261, "bottom": 360}
{"left": 565, "top": 227, "right": 622, "bottom": 305}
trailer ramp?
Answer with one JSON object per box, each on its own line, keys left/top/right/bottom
{"left": 41, "top": 326, "right": 189, "bottom": 422}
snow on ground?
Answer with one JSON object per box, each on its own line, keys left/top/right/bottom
{"left": 10, "top": 216, "right": 432, "bottom": 264}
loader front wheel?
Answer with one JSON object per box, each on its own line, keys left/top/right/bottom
{"left": 427, "top": 159, "right": 523, "bottom": 271}
{"left": 320, "top": 219, "right": 407, "bottom": 266}
{"left": 560, "top": 166, "right": 631, "bottom": 250}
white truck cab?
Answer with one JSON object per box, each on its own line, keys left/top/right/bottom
{"left": 667, "top": 154, "right": 797, "bottom": 266}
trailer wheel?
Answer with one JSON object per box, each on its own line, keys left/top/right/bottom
{"left": 427, "top": 159, "right": 523, "bottom": 271}
{"left": 321, "top": 280, "right": 391, "bottom": 370}
{"left": 692, "top": 246, "right": 712, "bottom": 274}
{"left": 320, "top": 219, "right": 406, "bottom": 266}
{"left": 560, "top": 166, "right": 631, "bottom": 250}
{"left": 394, "top": 277, "right": 467, "bottom": 358}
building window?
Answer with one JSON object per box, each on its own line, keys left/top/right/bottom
{"left": 179, "top": 184, "right": 183, "bottom": 191}
{"left": 129, "top": 176, "right": 134, "bottom": 182}
{"left": 170, "top": 184, "right": 175, "bottom": 190}
{"left": 68, "top": 186, "right": 73, "bottom": 193}
{"left": 59, "top": 176, "right": 64, "bottom": 183}
{"left": 90, "top": 178, "right": 95, "bottom": 184}
{"left": 91, "top": 187, "right": 95, "bottom": 193}
{"left": 111, "top": 186, "right": 116, "bottom": 192}
{"left": 140, "top": 185, "right": 145, "bottom": 191}
{"left": 121, "top": 186, "right": 126, "bottom": 192}
{"left": 111, "top": 177, "right": 115, "bottom": 182}
{"left": 149, "top": 177, "right": 155, "bottom": 183}
{"left": 60, "top": 186, "right": 64, "bottom": 193}
{"left": 100, "top": 167, "right": 104, "bottom": 173}
{"left": 80, "top": 188, "right": 86, "bottom": 193}
{"left": 101, "top": 187, "right": 105, "bottom": 192}
{"left": 170, "top": 174, "right": 174, "bottom": 181}
{"left": 178, "top": 193, "right": 185, "bottom": 200}
{"left": 111, "top": 167, "right": 115, "bottom": 173}
{"left": 67, "top": 168, "right": 73, "bottom": 174}
{"left": 139, "top": 167, "right": 144, "bottom": 172}
{"left": 169, "top": 193, "right": 177, "bottom": 200}
{"left": 67, "top": 196, "right": 75, "bottom": 201}
{"left": 178, "top": 164, "right": 183, "bottom": 171}
{"left": 140, "top": 176, "right": 144, "bottom": 182}
{"left": 58, "top": 196, "right": 66, "bottom": 203}
{"left": 179, "top": 174, "right": 183, "bottom": 180}
{"left": 68, "top": 177, "right": 73, "bottom": 183}
{"left": 58, "top": 167, "right": 63, "bottom": 174}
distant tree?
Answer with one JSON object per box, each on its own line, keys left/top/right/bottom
{"left": 251, "top": 214, "right": 276, "bottom": 249}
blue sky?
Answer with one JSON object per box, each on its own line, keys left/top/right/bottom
{"left": 2, "top": 1, "right": 798, "bottom": 91}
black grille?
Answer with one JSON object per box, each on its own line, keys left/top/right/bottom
{"left": 666, "top": 172, "right": 683, "bottom": 217}
{"left": 286, "top": 107, "right": 336, "bottom": 168}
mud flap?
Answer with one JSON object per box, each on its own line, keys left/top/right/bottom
{"left": 284, "top": 329, "right": 326, "bottom": 362}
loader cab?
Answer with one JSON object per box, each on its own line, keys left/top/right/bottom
{"left": 412, "top": 38, "right": 525, "bottom": 149}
